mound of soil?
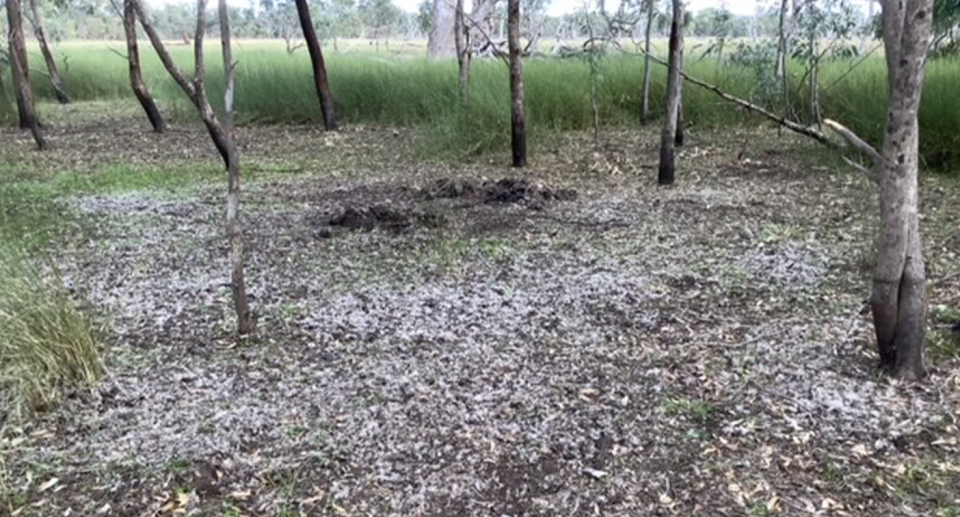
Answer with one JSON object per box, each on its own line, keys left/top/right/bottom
{"left": 329, "top": 205, "right": 445, "bottom": 232}
{"left": 421, "top": 177, "right": 578, "bottom": 206}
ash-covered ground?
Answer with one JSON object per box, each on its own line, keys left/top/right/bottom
{"left": 2, "top": 104, "right": 959, "bottom": 517}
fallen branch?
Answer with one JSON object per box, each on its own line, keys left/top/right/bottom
{"left": 636, "top": 46, "right": 881, "bottom": 184}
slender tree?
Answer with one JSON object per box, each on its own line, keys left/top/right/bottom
{"left": 453, "top": 0, "right": 471, "bottom": 102}
{"left": 506, "top": 0, "right": 526, "bottom": 167}
{"left": 26, "top": 0, "right": 69, "bottom": 104}
{"left": 6, "top": 0, "right": 45, "bottom": 149}
{"left": 133, "top": 0, "right": 256, "bottom": 335}
{"left": 869, "top": 0, "right": 932, "bottom": 379}
{"left": 123, "top": 0, "right": 165, "bottom": 133}
{"left": 657, "top": 0, "right": 683, "bottom": 184}
{"left": 294, "top": 0, "right": 337, "bottom": 130}
{"left": 640, "top": 0, "right": 655, "bottom": 122}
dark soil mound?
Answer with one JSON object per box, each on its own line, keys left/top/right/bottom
{"left": 420, "top": 177, "right": 578, "bottom": 206}
{"left": 329, "top": 205, "right": 445, "bottom": 232}
{"left": 481, "top": 178, "right": 578, "bottom": 205}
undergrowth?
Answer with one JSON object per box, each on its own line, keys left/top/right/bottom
{"left": 8, "top": 41, "right": 959, "bottom": 170}
{"left": 0, "top": 247, "right": 104, "bottom": 419}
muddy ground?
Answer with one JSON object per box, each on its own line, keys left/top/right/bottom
{"left": 1, "top": 102, "right": 959, "bottom": 517}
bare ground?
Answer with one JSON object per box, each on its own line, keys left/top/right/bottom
{"left": 2, "top": 102, "right": 959, "bottom": 517}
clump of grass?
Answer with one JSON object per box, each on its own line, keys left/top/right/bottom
{"left": 0, "top": 248, "right": 104, "bottom": 418}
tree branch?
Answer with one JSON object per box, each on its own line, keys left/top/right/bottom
{"left": 636, "top": 45, "right": 881, "bottom": 185}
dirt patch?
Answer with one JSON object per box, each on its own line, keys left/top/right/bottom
{"left": 328, "top": 204, "right": 446, "bottom": 232}
{"left": 421, "top": 177, "right": 578, "bottom": 207}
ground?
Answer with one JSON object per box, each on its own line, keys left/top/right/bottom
{"left": 1, "top": 101, "right": 959, "bottom": 517}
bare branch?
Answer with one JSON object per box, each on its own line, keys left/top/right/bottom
{"left": 464, "top": 11, "right": 508, "bottom": 64}
{"left": 131, "top": 0, "right": 196, "bottom": 99}
{"left": 636, "top": 46, "right": 881, "bottom": 185}
{"left": 824, "top": 118, "right": 883, "bottom": 169}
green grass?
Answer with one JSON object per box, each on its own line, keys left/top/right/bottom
{"left": 6, "top": 41, "right": 959, "bottom": 170}
{"left": 0, "top": 160, "right": 224, "bottom": 418}
{"left": 0, "top": 247, "right": 104, "bottom": 417}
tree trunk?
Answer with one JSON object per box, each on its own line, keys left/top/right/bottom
{"left": 218, "top": 0, "right": 256, "bottom": 336}
{"left": 133, "top": 0, "right": 255, "bottom": 335}
{"left": 675, "top": 45, "right": 684, "bottom": 146}
{"left": 657, "top": 0, "right": 683, "bottom": 185}
{"left": 123, "top": 0, "right": 165, "bottom": 133}
{"left": 871, "top": 0, "right": 932, "bottom": 380}
{"left": 775, "top": 0, "right": 788, "bottom": 79}
{"left": 641, "top": 0, "right": 654, "bottom": 123}
{"left": 7, "top": 0, "right": 46, "bottom": 149}
{"left": 507, "top": 0, "right": 526, "bottom": 167}
{"left": 808, "top": 34, "right": 821, "bottom": 125}
{"left": 295, "top": 0, "right": 337, "bottom": 130}
{"left": 454, "top": 0, "right": 471, "bottom": 102}
{"left": 27, "top": 0, "right": 69, "bottom": 104}
{"left": 428, "top": 0, "right": 456, "bottom": 59}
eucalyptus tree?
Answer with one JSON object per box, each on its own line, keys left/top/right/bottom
{"left": 295, "top": 0, "right": 338, "bottom": 129}
{"left": 132, "top": 0, "right": 256, "bottom": 335}
{"left": 657, "top": 0, "right": 683, "bottom": 184}
{"left": 24, "top": 0, "right": 68, "bottom": 103}
{"left": 6, "top": 0, "right": 45, "bottom": 148}
{"left": 507, "top": 0, "right": 526, "bottom": 166}
{"left": 122, "top": 0, "right": 165, "bottom": 132}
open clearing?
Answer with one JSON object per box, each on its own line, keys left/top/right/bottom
{"left": 1, "top": 102, "right": 959, "bottom": 517}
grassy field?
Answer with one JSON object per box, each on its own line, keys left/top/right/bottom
{"left": 4, "top": 39, "right": 960, "bottom": 170}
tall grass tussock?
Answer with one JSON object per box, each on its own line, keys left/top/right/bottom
{"left": 0, "top": 248, "right": 104, "bottom": 419}
{"left": 6, "top": 41, "right": 960, "bottom": 171}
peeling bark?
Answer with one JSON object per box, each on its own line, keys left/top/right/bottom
{"left": 123, "top": 0, "right": 165, "bottom": 133}
{"left": 26, "top": 0, "right": 69, "bottom": 104}
{"left": 7, "top": 0, "right": 45, "bottom": 149}
{"left": 507, "top": 0, "right": 526, "bottom": 167}
{"left": 295, "top": 0, "right": 337, "bottom": 130}
{"left": 657, "top": 0, "right": 683, "bottom": 185}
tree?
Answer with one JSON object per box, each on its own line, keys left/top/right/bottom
{"left": 7, "top": 0, "right": 46, "bottom": 149}
{"left": 132, "top": 0, "right": 256, "bottom": 335}
{"left": 507, "top": 0, "right": 525, "bottom": 167}
{"left": 295, "top": 0, "right": 337, "bottom": 130}
{"left": 640, "top": 0, "right": 655, "bottom": 122}
{"left": 122, "top": 0, "right": 165, "bottom": 132}
{"left": 427, "top": 0, "right": 455, "bottom": 58}
{"left": 453, "top": 0, "right": 470, "bottom": 101}
{"left": 869, "top": 0, "right": 933, "bottom": 379}
{"left": 657, "top": 0, "right": 683, "bottom": 184}
{"left": 26, "top": 0, "right": 69, "bottom": 103}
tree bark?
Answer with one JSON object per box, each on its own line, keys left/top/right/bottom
{"left": 6, "top": 0, "right": 46, "bottom": 149}
{"left": 507, "top": 0, "right": 526, "bottom": 167}
{"left": 123, "top": 0, "right": 165, "bottom": 133}
{"left": 295, "top": 0, "right": 337, "bottom": 130}
{"left": 871, "top": 0, "right": 932, "bottom": 379}
{"left": 641, "top": 0, "right": 654, "bottom": 123}
{"left": 133, "top": 0, "right": 256, "bottom": 335}
{"left": 428, "top": 0, "right": 456, "bottom": 59}
{"left": 26, "top": 0, "right": 69, "bottom": 104}
{"left": 658, "top": 0, "right": 683, "bottom": 185}
{"left": 454, "top": 0, "right": 471, "bottom": 102}
{"left": 218, "top": 0, "right": 256, "bottom": 336}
